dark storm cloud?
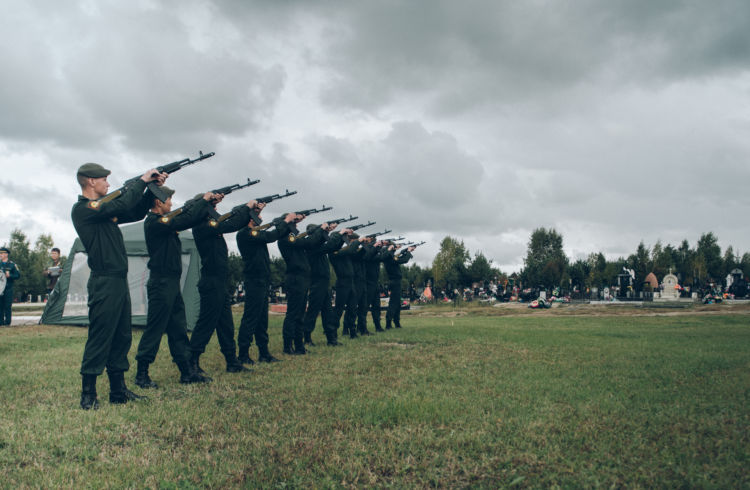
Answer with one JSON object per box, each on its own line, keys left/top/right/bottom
{"left": 313, "top": 0, "right": 750, "bottom": 114}
{"left": 0, "top": 2, "right": 285, "bottom": 152}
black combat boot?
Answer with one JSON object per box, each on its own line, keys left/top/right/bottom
{"left": 293, "top": 337, "right": 307, "bottom": 355}
{"left": 190, "top": 352, "right": 210, "bottom": 376}
{"left": 395, "top": 321, "right": 402, "bottom": 328}
{"left": 304, "top": 332, "right": 315, "bottom": 346}
{"left": 80, "top": 374, "right": 99, "bottom": 410}
{"left": 385, "top": 319, "right": 392, "bottom": 329}
{"left": 237, "top": 347, "right": 255, "bottom": 365}
{"left": 177, "top": 361, "right": 212, "bottom": 384}
{"left": 108, "top": 371, "right": 146, "bottom": 404}
{"left": 282, "top": 337, "right": 295, "bottom": 355}
{"left": 225, "top": 352, "right": 251, "bottom": 373}
{"left": 374, "top": 318, "right": 384, "bottom": 332}
{"left": 257, "top": 345, "right": 281, "bottom": 363}
{"left": 134, "top": 361, "right": 158, "bottom": 389}
{"left": 349, "top": 328, "right": 358, "bottom": 339}
{"left": 326, "top": 333, "right": 342, "bottom": 346}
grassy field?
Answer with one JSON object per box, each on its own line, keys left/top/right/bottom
{"left": 0, "top": 306, "right": 748, "bottom": 488}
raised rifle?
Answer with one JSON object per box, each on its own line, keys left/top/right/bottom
{"left": 95, "top": 150, "right": 215, "bottom": 205}
{"left": 288, "top": 206, "right": 334, "bottom": 240}
{"left": 349, "top": 220, "right": 376, "bottom": 232}
{"left": 163, "top": 177, "right": 260, "bottom": 221}
{"left": 328, "top": 214, "right": 358, "bottom": 225}
{"left": 381, "top": 236, "right": 405, "bottom": 244}
{"left": 398, "top": 241, "right": 426, "bottom": 255}
{"left": 366, "top": 229, "right": 391, "bottom": 239}
{"left": 255, "top": 189, "right": 298, "bottom": 204}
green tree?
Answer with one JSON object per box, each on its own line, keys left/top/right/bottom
{"left": 466, "top": 252, "right": 499, "bottom": 285}
{"left": 521, "top": 228, "right": 568, "bottom": 288}
{"left": 695, "top": 232, "right": 722, "bottom": 282}
{"left": 431, "top": 236, "right": 469, "bottom": 289}
{"left": 627, "top": 241, "right": 651, "bottom": 291}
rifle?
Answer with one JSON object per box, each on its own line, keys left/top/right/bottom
{"left": 95, "top": 150, "right": 215, "bottom": 204}
{"left": 366, "top": 229, "right": 391, "bottom": 239}
{"left": 295, "top": 205, "right": 333, "bottom": 216}
{"left": 349, "top": 220, "right": 376, "bottom": 232}
{"left": 381, "top": 236, "right": 405, "bottom": 244}
{"left": 398, "top": 241, "right": 426, "bottom": 255}
{"left": 255, "top": 189, "right": 298, "bottom": 204}
{"left": 163, "top": 177, "right": 260, "bottom": 221}
{"left": 328, "top": 214, "right": 358, "bottom": 225}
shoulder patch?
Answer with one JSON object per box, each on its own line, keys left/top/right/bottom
{"left": 289, "top": 235, "right": 296, "bottom": 242}
{"left": 209, "top": 220, "right": 218, "bottom": 228}
{"left": 111, "top": 217, "right": 118, "bottom": 223}
{"left": 160, "top": 216, "right": 171, "bottom": 224}
{"left": 87, "top": 200, "right": 101, "bottom": 210}
{"left": 251, "top": 230, "right": 259, "bottom": 237}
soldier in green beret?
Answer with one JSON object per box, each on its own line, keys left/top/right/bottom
{"left": 134, "top": 187, "right": 216, "bottom": 389}
{"left": 72, "top": 162, "right": 167, "bottom": 410}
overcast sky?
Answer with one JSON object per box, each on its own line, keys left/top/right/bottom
{"left": 1, "top": 0, "right": 749, "bottom": 272}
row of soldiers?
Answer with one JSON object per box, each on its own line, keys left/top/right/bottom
{"left": 72, "top": 162, "right": 415, "bottom": 410}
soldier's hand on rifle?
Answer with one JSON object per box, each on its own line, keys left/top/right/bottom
{"left": 202, "top": 192, "right": 216, "bottom": 201}
{"left": 408, "top": 246, "right": 416, "bottom": 252}
{"left": 284, "top": 213, "right": 297, "bottom": 223}
{"left": 212, "top": 193, "right": 225, "bottom": 203}
{"left": 388, "top": 244, "right": 395, "bottom": 251}
{"left": 294, "top": 213, "right": 306, "bottom": 223}
{"left": 341, "top": 228, "right": 353, "bottom": 235}
{"left": 245, "top": 199, "right": 259, "bottom": 209}
{"left": 141, "top": 169, "right": 165, "bottom": 183}
{"left": 253, "top": 202, "right": 266, "bottom": 211}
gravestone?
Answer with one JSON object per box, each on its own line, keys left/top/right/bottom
{"left": 661, "top": 268, "right": 679, "bottom": 299}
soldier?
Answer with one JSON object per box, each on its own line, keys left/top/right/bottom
{"left": 189, "top": 197, "right": 259, "bottom": 375}
{"left": 351, "top": 237, "right": 371, "bottom": 336}
{"left": 134, "top": 187, "right": 215, "bottom": 389}
{"left": 330, "top": 233, "right": 366, "bottom": 339}
{"left": 363, "top": 239, "right": 386, "bottom": 332}
{"left": 277, "top": 214, "right": 327, "bottom": 355}
{"left": 236, "top": 210, "right": 296, "bottom": 364}
{"left": 42, "top": 247, "right": 63, "bottom": 296}
{"left": 383, "top": 244, "right": 416, "bottom": 329}
{"left": 0, "top": 247, "right": 21, "bottom": 326}
{"left": 72, "top": 163, "right": 166, "bottom": 409}
{"left": 302, "top": 223, "right": 347, "bottom": 346}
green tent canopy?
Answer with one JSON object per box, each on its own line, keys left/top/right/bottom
{"left": 41, "top": 222, "right": 202, "bottom": 330}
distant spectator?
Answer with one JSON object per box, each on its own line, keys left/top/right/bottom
{"left": 43, "top": 247, "right": 64, "bottom": 295}
{"left": 0, "top": 247, "right": 21, "bottom": 326}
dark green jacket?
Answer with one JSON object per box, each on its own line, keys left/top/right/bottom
{"left": 71, "top": 180, "right": 151, "bottom": 275}
{"left": 329, "top": 240, "right": 360, "bottom": 280}
{"left": 145, "top": 199, "right": 210, "bottom": 276}
{"left": 307, "top": 231, "right": 345, "bottom": 281}
{"left": 363, "top": 243, "right": 385, "bottom": 285}
{"left": 193, "top": 205, "right": 252, "bottom": 277}
{"left": 383, "top": 249, "right": 412, "bottom": 281}
{"left": 236, "top": 219, "right": 290, "bottom": 280}
{"left": 278, "top": 225, "right": 325, "bottom": 277}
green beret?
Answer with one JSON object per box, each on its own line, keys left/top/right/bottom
{"left": 306, "top": 224, "right": 318, "bottom": 232}
{"left": 159, "top": 186, "right": 176, "bottom": 199}
{"left": 77, "top": 163, "right": 111, "bottom": 178}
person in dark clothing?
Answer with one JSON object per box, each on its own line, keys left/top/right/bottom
{"left": 363, "top": 240, "right": 386, "bottom": 331}
{"left": 277, "top": 214, "right": 327, "bottom": 355}
{"left": 330, "top": 233, "right": 366, "bottom": 338}
{"left": 72, "top": 163, "right": 166, "bottom": 409}
{"left": 43, "top": 248, "right": 63, "bottom": 296}
{"left": 302, "top": 223, "right": 347, "bottom": 346}
{"left": 351, "top": 239, "right": 370, "bottom": 335}
{"left": 134, "top": 187, "right": 215, "bottom": 389}
{"left": 383, "top": 244, "right": 416, "bottom": 329}
{"left": 0, "top": 247, "right": 20, "bottom": 326}
{"left": 189, "top": 197, "right": 258, "bottom": 375}
{"left": 236, "top": 210, "right": 296, "bottom": 364}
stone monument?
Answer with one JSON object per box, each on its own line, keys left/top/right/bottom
{"left": 661, "top": 268, "right": 680, "bottom": 299}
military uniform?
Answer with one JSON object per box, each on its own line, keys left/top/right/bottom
{"left": 0, "top": 248, "right": 20, "bottom": 326}
{"left": 278, "top": 224, "right": 325, "bottom": 354}
{"left": 383, "top": 248, "right": 413, "bottom": 328}
{"left": 329, "top": 238, "right": 361, "bottom": 338}
{"left": 302, "top": 228, "right": 345, "bottom": 345}
{"left": 135, "top": 191, "right": 212, "bottom": 387}
{"left": 236, "top": 218, "right": 291, "bottom": 362}
{"left": 351, "top": 243, "right": 370, "bottom": 335}
{"left": 189, "top": 205, "right": 252, "bottom": 373}
{"left": 71, "top": 163, "right": 153, "bottom": 408}
{"left": 363, "top": 242, "right": 385, "bottom": 331}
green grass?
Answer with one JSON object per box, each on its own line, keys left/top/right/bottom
{"left": 0, "top": 309, "right": 748, "bottom": 488}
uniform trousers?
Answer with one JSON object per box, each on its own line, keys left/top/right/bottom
{"left": 386, "top": 279, "right": 403, "bottom": 326}
{"left": 366, "top": 281, "right": 382, "bottom": 327}
{"left": 136, "top": 274, "right": 191, "bottom": 365}
{"left": 189, "top": 275, "right": 236, "bottom": 357}
{"left": 81, "top": 274, "right": 131, "bottom": 375}
{"left": 303, "top": 278, "right": 337, "bottom": 339}
{"left": 282, "top": 273, "right": 309, "bottom": 345}
{"left": 333, "top": 278, "right": 357, "bottom": 334}
{"left": 0, "top": 287, "right": 13, "bottom": 325}
{"left": 238, "top": 279, "right": 270, "bottom": 353}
